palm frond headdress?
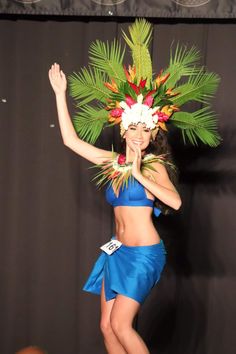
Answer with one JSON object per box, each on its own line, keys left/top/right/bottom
{"left": 69, "top": 19, "right": 221, "bottom": 147}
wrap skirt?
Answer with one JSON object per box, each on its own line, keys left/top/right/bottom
{"left": 83, "top": 238, "right": 166, "bottom": 304}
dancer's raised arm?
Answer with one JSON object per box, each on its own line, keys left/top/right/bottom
{"left": 48, "top": 63, "right": 113, "bottom": 164}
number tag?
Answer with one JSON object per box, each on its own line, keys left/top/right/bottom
{"left": 100, "top": 239, "right": 122, "bottom": 255}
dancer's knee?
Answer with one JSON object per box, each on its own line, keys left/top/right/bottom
{"left": 100, "top": 318, "right": 114, "bottom": 338}
{"left": 110, "top": 315, "right": 131, "bottom": 339}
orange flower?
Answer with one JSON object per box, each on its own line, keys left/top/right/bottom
{"left": 105, "top": 104, "right": 113, "bottom": 110}
{"left": 104, "top": 79, "right": 119, "bottom": 93}
{"left": 105, "top": 101, "right": 121, "bottom": 111}
{"left": 124, "top": 65, "right": 136, "bottom": 82}
{"left": 158, "top": 122, "right": 168, "bottom": 131}
{"left": 155, "top": 70, "right": 170, "bottom": 88}
{"left": 171, "top": 104, "right": 180, "bottom": 112}
{"left": 115, "top": 101, "right": 121, "bottom": 108}
{"left": 108, "top": 114, "right": 122, "bottom": 124}
{"left": 165, "top": 88, "right": 179, "bottom": 97}
{"left": 161, "top": 105, "right": 179, "bottom": 117}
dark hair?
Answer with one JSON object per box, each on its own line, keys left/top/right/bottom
{"left": 120, "top": 129, "right": 179, "bottom": 214}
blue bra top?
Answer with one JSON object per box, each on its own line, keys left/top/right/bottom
{"left": 105, "top": 178, "right": 161, "bottom": 217}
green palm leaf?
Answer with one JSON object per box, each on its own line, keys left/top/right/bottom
{"left": 163, "top": 44, "right": 201, "bottom": 87}
{"left": 122, "top": 18, "right": 153, "bottom": 85}
{"left": 172, "top": 69, "right": 220, "bottom": 106}
{"left": 68, "top": 67, "right": 110, "bottom": 106}
{"left": 73, "top": 105, "right": 108, "bottom": 144}
{"left": 89, "top": 39, "right": 126, "bottom": 83}
{"left": 170, "top": 107, "right": 221, "bottom": 146}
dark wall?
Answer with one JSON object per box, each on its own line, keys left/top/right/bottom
{"left": 0, "top": 18, "right": 235, "bottom": 354}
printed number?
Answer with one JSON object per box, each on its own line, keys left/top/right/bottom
{"left": 100, "top": 239, "right": 122, "bottom": 255}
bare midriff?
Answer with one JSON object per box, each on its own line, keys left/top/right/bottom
{"left": 114, "top": 206, "right": 161, "bottom": 246}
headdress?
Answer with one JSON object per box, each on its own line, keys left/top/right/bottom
{"left": 69, "top": 19, "right": 221, "bottom": 147}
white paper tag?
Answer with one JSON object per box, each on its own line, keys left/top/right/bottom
{"left": 100, "top": 239, "right": 122, "bottom": 255}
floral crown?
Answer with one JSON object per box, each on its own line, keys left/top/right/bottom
{"left": 69, "top": 19, "right": 221, "bottom": 147}
{"left": 105, "top": 69, "right": 178, "bottom": 136}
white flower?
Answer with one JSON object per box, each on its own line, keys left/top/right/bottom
{"left": 120, "top": 100, "right": 159, "bottom": 130}
{"left": 137, "top": 94, "right": 143, "bottom": 104}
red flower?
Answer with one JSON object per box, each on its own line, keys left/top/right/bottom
{"left": 118, "top": 154, "right": 126, "bottom": 165}
{"left": 127, "top": 77, "right": 148, "bottom": 95}
{"left": 157, "top": 111, "right": 169, "bottom": 122}
{"left": 125, "top": 95, "right": 136, "bottom": 107}
{"left": 143, "top": 95, "right": 154, "bottom": 107}
{"left": 110, "top": 108, "right": 123, "bottom": 118}
{"left": 128, "top": 81, "right": 140, "bottom": 95}
{"left": 139, "top": 78, "right": 147, "bottom": 89}
{"left": 108, "top": 107, "right": 123, "bottom": 124}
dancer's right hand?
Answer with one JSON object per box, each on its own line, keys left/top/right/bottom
{"left": 48, "top": 63, "right": 67, "bottom": 95}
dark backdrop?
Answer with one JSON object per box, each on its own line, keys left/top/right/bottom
{"left": 0, "top": 17, "right": 236, "bottom": 354}
{"left": 1, "top": 0, "right": 236, "bottom": 18}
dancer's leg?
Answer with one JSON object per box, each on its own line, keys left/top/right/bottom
{"left": 100, "top": 282, "right": 127, "bottom": 354}
{"left": 110, "top": 295, "right": 149, "bottom": 354}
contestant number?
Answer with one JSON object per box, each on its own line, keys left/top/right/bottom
{"left": 100, "top": 240, "right": 122, "bottom": 255}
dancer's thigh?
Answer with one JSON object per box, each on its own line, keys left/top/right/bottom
{"left": 100, "top": 280, "right": 115, "bottom": 328}
{"left": 111, "top": 294, "right": 140, "bottom": 327}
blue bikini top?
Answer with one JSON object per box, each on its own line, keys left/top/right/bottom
{"left": 105, "top": 177, "right": 161, "bottom": 217}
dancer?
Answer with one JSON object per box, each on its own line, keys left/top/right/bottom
{"left": 49, "top": 19, "right": 220, "bottom": 354}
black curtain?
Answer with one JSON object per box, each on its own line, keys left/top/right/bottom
{"left": 1, "top": 0, "right": 236, "bottom": 18}
{"left": 0, "top": 18, "right": 236, "bottom": 354}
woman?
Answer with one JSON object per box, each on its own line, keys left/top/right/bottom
{"left": 49, "top": 62, "right": 181, "bottom": 354}
{"left": 49, "top": 19, "right": 219, "bottom": 354}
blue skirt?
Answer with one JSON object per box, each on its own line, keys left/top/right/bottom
{"left": 83, "top": 238, "right": 166, "bottom": 304}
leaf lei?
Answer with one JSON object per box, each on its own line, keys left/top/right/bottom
{"left": 92, "top": 152, "right": 176, "bottom": 195}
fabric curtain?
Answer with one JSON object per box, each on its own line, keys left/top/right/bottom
{"left": 0, "top": 18, "right": 236, "bottom": 354}
{"left": 1, "top": 0, "right": 236, "bottom": 18}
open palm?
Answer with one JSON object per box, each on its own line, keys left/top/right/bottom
{"left": 48, "top": 63, "right": 67, "bottom": 95}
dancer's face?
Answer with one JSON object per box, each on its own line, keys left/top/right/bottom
{"left": 124, "top": 123, "right": 152, "bottom": 152}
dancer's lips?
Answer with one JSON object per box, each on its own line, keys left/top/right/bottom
{"left": 132, "top": 140, "right": 143, "bottom": 145}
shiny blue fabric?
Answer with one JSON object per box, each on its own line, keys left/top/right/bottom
{"left": 83, "top": 239, "right": 166, "bottom": 304}
{"left": 105, "top": 177, "right": 161, "bottom": 217}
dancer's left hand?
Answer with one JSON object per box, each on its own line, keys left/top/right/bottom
{"left": 127, "top": 139, "right": 142, "bottom": 179}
